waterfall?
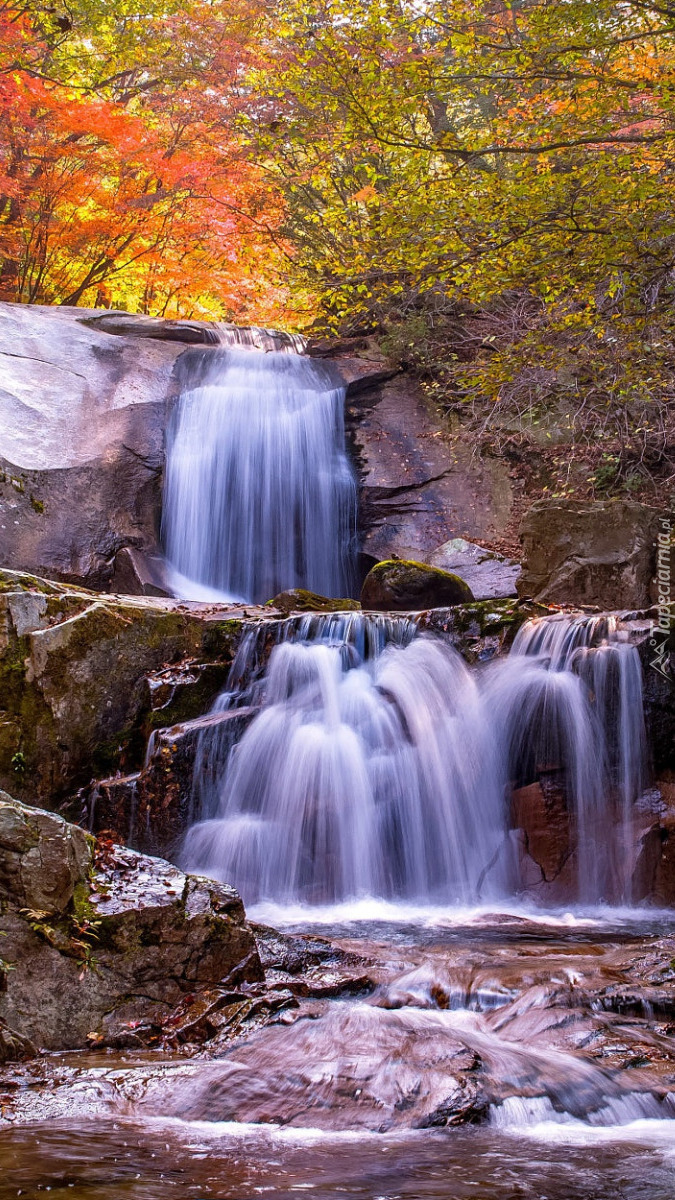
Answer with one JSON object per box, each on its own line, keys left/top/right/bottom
{"left": 182, "top": 631, "right": 508, "bottom": 905}
{"left": 182, "top": 611, "right": 650, "bottom": 908}
{"left": 162, "top": 348, "right": 357, "bottom": 603}
{"left": 494, "top": 613, "right": 649, "bottom": 903}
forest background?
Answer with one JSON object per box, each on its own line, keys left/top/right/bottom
{"left": 2, "top": 0, "right": 675, "bottom": 511}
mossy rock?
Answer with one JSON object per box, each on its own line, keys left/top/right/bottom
{"left": 361, "top": 559, "right": 474, "bottom": 612}
{"left": 265, "top": 589, "right": 361, "bottom": 615}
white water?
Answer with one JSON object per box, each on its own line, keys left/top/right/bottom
{"left": 162, "top": 348, "right": 356, "bottom": 603}
{"left": 183, "top": 611, "right": 650, "bottom": 907}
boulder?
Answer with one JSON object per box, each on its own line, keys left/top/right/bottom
{"left": 0, "top": 792, "right": 262, "bottom": 1052}
{"left": 265, "top": 588, "right": 361, "bottom": 615}
{"left": 429, "top": 537, "right": 520, "bottom": 600}
{"left": 0, "top": 569, "right": 261, "bottom": 804}
{"left": 517, "top": 499, "right": 663, "bottom": 608}
{"left": 361, "top": 559, "right": 474, "bottom": 611}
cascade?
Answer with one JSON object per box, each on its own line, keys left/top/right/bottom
{"left": 162, "top": 347, "right": 357, "bottom": 603}
{"left": 183, "top": 610, "right": 650, "bottom": 907}
{"left": 498, "top": 613, "right": 648, "bottom": 902}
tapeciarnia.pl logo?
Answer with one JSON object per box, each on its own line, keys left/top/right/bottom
{"left": 650, "top": 515, "right": 673, "bottom": 681}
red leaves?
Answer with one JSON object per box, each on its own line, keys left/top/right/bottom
{"left": 0, "top": 0, "right": 289, "bottom": 320}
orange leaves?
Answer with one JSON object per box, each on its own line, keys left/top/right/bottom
{"left": 0, "top": 0, "right": 291, "bottom": 321}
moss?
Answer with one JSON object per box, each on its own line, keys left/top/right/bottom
{"left": 362, "top": 559, "right": 474, "bottom": 611}
{"left": 29, "top": 495, "right": 44, "bottom": 514}
{"left": 265, "top": 589, "right": 361, "bottom": 615}
{"left": 71, "top": 880, "right": 98, "bottom": 924}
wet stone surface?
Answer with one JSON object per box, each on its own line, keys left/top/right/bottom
{"left": 2, "top": 910, "right": 675, "bottom": 1198}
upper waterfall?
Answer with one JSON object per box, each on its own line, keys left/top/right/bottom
{"left": 162, "top": 347, "right": 357, "bottom": 603}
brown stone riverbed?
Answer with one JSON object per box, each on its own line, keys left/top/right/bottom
{"left": 2, "top": 907, "right": 675, "bottom": 1199}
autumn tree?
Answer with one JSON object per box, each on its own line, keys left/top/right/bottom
{"left": 0, "top": 0, "right": 291, "bottom": 320}
{"left": 250, "top": 0, "right": 675, "bottom": 492}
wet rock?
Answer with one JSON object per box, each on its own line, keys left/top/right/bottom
{"left": 110, "top": 547, "right": 173, "bottom": 598}
{"left": 265, "top": 589, "right": 361, "bottom": 615}
{"left": 0, "top": 1019, "right": 35, "bottom": 1065}
{"left": 251, "top": 923, "right": 348, "bottom": 975}
{"left": 0, "top": 790, "right": 91, "bottom": 914}
{"left": 168, "top": 1002, "right": 484, "bottom": 1131}
{"left": 429, "top": 538, "right": 520, "bottom": 601}
{"left": 517, "top": 499, "right": 662, "bottom": 608}
{"left": 361, "top": 559, "right": 474, "bottom": 611}
{"left": 84, "top": 707, "right": 257, "bottom": 855}
{"left": 0, "top": 794, "right": 262, "bottom": 1052}
{"left": 416, "top": 598, "right": 537, "bottom": 662}
{"left": 639, "top": 638, "right": 675, "bottom": 773}
{"left": 0, "top": 569, "right": 258, "bottom": 803}
{"left": 511, "top": 775, "right": 572, "bottom": 886}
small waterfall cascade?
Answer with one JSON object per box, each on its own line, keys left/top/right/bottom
{"left": 188, "top": 611, "right": 418, "bottom": 829}
{"left": 183, "top": 611, "right": 650, "bottom": 908}
{"left": 491, "top": 612, "right": 648, "bottom": 903}
{"left": 183, "top": 621, "right": 508, "bottom": 906}
{"left": 162, "top": 347, "right": 357, "bottom": 603}
{"left": 214, "top": 322, "right": 307, "bottom": 354}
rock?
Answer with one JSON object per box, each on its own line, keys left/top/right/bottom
{"left": 517, "top": 499, "right": 663, "bottom": 609}
{"left": 110, "top": 547, "right": 173, "bottom": 598}
{"left": 511, "top": 776, "right": 572, "bottom": 886}
{"left": 0, "top": 793, "right": 262, "bottom": 1052}
{"left": 429, "top": 538, "right": 520, "bottom": 600}
{"left": 0, "top": 789, "right": 91, "bottom": 914}
{"left": 0, "top": 302, "right": 185, "bottom": 589}
{"left": 639, "top": 637, "right": 675, "bottom": 773}
{"left": 265, "top": 588, "right": 361, "bottom": 615}
{"left": 0, "top": 568, "right": 261, "bottom": 804}
{"left": 346, "top": 373, "right": 514, "bottom": 562}
{"left": 361, "top": 559, "right": 474, "bottom": 611}
{"left": 84, "top": 707, "right": 257, "bottom": 855}
{"left": 0, "top": 1019, "right": 35, "bottom": 1064}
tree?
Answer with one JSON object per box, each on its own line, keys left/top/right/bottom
{"left": 0, "top": 0, "right": 292, "bottom": 320}
{"left": 248, "top": 0, "right": 675, "bottom": 489}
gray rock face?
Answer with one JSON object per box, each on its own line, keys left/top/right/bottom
{"left": 517, "top": 499, "right": 665, "bottom": 609}
{"left": 429, "top": 538, "right": 520, "bottom": 600}
{"left": 0, "top": 792, "right": 261, "bottom": 1053}
{"left": 0, "top": 302, "right": 185, "bottom": 589}
{"left": 345, "top": 373, "right": 514, "bottom": 563}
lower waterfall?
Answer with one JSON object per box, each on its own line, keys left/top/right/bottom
{"left": 182, "top": 611, "right": 650, "bottom": 907}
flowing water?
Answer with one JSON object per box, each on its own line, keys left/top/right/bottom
{"left": 183, "top": 610, "right": 651, "bottom": 908}
{"left": 5, "top": 344, "right": 673, "bottom": 1193}
{"left": 162, "top": 348, "right": 357, "bottom": 603}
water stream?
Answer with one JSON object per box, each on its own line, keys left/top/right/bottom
{"left": 3, "top": 911, "right": 675, "bottom": 1198}
{"left": 183, "top": 611, "right": 650, "bottom": 908}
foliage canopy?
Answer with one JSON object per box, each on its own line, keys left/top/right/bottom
{"left": 3, "top": 0, "right": 675, "bottom": 488}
